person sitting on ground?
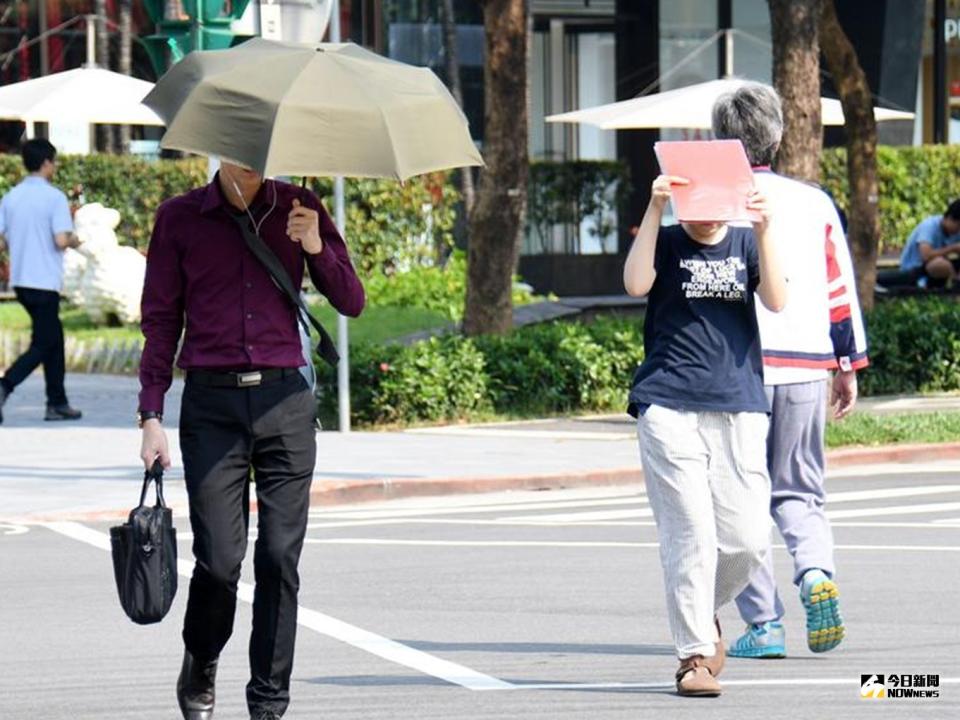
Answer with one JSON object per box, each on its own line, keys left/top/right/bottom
{"left": 899, "top": 201, "right": 960, "bottom": 287}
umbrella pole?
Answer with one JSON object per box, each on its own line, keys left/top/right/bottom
{"left": 334, "top": 176, "right": 351, "bottom": 433}
{"left": 329, "top": 0, "right": 351, "bottom": 433}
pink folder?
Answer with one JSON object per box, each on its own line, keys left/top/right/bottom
{"left": 653, "top": 139, "right": 760, "bottom": 223}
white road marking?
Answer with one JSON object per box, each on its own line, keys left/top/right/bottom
{"left": 168, "top": 518, "right": 960, "bottom": 540}
{"left": 0, "top": 522, "right": 30, "bottom": 536}
{"left": 825, "top": 462, "right": 960, "bottom": 478}
{"left": 827, "top": 484, "right": 960, "bottom": 502}
{"left": 306, "top": 485, "right": 960, "bottom": 527}
{"left": 303, "top": 537, "right": 960, "bottom": 552}
{"left": 405, "top": 427, "right": 634, "bottom": 441}
{"left": 305, "top": 538, "right": 660, "bottom": 548}
{"left": 309, "top": 494, "right": 649, "bottom": 520}
{"left": 44, "top": 521, "right": 512, "bottom": 691}
{"left": 827, "top": 501, "right": 960, "bottom": 519}
{"left": 501, "top": 508, "right": 653, "bottom": 525}
{"left": 493, "top": 677, "right": 960, "bottom": 691}
{"left": 506, "top": 508, "right": 654, "bottom": 523}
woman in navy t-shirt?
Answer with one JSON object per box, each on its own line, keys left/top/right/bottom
{"left": 623, "top": 173, "right": 787, "bottom": 697}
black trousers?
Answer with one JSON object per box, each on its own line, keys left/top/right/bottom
{"left": 2, "top": 287, "right": 67, "bottom": 406}
{"left": 179, "top": 371, "right": 317, "bottom": 716}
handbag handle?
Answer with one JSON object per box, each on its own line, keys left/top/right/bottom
{"left": 138, "top": 459, "right": 167, "bottom": 509}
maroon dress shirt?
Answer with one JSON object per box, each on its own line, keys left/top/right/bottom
{"left": 138, "top": 176, "right": 365, "bottom": 414}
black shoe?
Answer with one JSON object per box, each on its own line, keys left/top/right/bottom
{"left": 0, "top": 383, "right": 8, "bottom": 425}
{"left": 44, "top": 404, "right": 82, "bottom": 421}
{"left": 177, "top": 650, "right": 218, "bottom": 720}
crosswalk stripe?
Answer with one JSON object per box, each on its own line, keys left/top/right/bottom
{"left": 44, "top": 521, "right": 513, "bottom": 690}
{"left": 505, "top": 508, "right": 654, "bottom": 522}
{"left": 827, "top": 485, "right": 960, "bottom": 503}
{"left": 827, "top": 501, "right": 960, "bottom": 520}
{"left": 309, "top": 494, "right": 648, "bottom": 520}
{"left": 301, "top": 538, "right": 960, "bottom": 552}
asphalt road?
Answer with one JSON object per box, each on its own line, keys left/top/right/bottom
{"left": 2, "top": 464, "right": 959, "bottom": 719}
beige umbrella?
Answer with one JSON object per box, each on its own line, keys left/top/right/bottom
{"left": 142, "top": 38, "right": 483, "bottom": 180}
{"left": 547, "top": 78, "right": 915, "bottom": 129}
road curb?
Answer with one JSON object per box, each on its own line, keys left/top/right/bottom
{"left": 13, "top": 441, "right": 960, "bottom": 523}
{"left": 306, "top": 441, "right": 960, "bottom": 507}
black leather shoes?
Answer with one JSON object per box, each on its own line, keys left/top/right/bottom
{"left": 177, "top": 650, "right": 218, "bottom": 720}
{"left": 44, "top": 404, "right": 82, "bottom": 421}
{"left": 249, "top": 711, "right": 281, "bottom": 720}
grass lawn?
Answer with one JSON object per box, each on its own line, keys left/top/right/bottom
{"left": 0, "top": 300, "right": 447, "bottom": 346}
{"left": 0, "top": 301, "right": 142, "bottom": 342}
{"left": 825, "top": 411, "right": 960, "bottom": 448}
{"left": 310, "top": 303, "right": 449, "bottom": 345}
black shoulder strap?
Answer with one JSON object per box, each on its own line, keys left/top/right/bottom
{"left": 227, "top": 212, "right": 339, "bottom": 367}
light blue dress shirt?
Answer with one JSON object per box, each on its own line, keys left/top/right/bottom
{"left": 0, "top": 175, "right": 74, "bottom": 292}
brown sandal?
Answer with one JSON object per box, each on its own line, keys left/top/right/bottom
{"left": 676, "top": 655, "right": 723, "bottom": 697}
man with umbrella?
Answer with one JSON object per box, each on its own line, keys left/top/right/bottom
{"left": 138, "top": 161, "right": 364, "bottom": 720}
{"left": 137, "top": 37, "right": 479, "bottom": 720}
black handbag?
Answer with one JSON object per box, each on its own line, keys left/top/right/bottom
{"left": 109, "top": 460, "right": 178, "bottom": 625}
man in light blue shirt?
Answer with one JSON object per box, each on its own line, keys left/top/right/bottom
{"left": 899, "top": 201, "right": 960, "bottom": 287}
{"left": 0, "top": 139, "right": 83, "bottom": 424}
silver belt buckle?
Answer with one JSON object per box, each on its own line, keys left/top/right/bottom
{"left": 237, "top": 371, "right": 262, "bottom": 387}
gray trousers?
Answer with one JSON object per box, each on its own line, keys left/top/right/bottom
{"left": 734, "top": 380, "right": 835, "bottom": 624}
{"left": 638, "top": 405, "right": 771, "bottom": 658}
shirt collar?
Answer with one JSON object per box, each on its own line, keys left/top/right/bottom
{"left": 201, "top": 172, "right": 270, "bottom": 215}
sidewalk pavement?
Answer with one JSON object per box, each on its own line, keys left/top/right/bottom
{"left": 1, "top": 373, "right": 959, "bottom": 522}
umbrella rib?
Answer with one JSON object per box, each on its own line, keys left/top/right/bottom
{"left": 328, "top": 54, "right": 405, "bottom": 179}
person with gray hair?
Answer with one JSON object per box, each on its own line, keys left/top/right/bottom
{"left": 711, "top": 82, "right": 869, "bottom": 660}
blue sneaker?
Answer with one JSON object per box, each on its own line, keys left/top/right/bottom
{"left": 728, "top": 621, "right": 786, "bottom": 658}
{"left": 800, "top": 569, "right": 845, "bottom": 653}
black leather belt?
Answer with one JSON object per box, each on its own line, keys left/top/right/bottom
{"left": 186, "top": 368, "right": 297, "bottom": 388}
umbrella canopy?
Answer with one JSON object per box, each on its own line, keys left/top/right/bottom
{"left": 546, "top": 78, "right": 915, "bottom": 129}
{"left": 143, "top": 38, "right": 483, "bottom": 180}
{"left": 0, "top": 67, "right": 162, "bottom": 125}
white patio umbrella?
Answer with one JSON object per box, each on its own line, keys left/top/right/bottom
{"left": 546, "top": 78, "right": 914, "bottom": 129}
{"left": 0, "top": 67, "right": 163, "bottom": 130}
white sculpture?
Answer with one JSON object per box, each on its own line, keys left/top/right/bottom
{"left": 62, "top": 202, "right": 146, "bottom": 325}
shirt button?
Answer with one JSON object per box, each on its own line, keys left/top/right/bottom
{"left": 245, "top": 282, "right": 252, "bottom": 289}
{"left": 246, "top": 313, "right": 253, "bottom": 320}
{"left": 247, "top": 345, "right": 254, "bottom": 351}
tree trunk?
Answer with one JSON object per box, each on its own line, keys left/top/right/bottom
{"left": 440, "top": 0, "right": 476, "bottom": 217}
{"left": 820, "top": 0, "right": 878, "bottom": 311}
{"left": 768, "top": 0, "right": 821, "bottom": 182}
{"left": 463, "top": 0, "right": 528, "bottom": 336}
{"left": 118, "top": 0, "right": 132, "bottom": 153}
{"left": 95, "top": 0, "right": 114, "bottom": 153}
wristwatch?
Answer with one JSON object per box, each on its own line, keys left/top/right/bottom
{"left": 137, "top": 410, "right": 163, "bottom": 428}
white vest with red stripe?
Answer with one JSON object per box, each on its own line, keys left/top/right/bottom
{"left": 750, "top": 170, "right": 869, "bottom": 386}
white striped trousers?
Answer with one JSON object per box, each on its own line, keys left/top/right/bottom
{"left": 637, "top": 404, "right": 772, "bottom": 659}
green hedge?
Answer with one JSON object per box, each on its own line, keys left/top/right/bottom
{"left": 859, "top": 296, "right": 960, "bottom": 396}
{"left": 319, "top": 297, "right": 960, "bottom": 428}
{"left": 361, "top": 251, "right": 535, "bottom": 321}
{"left": 317, "top": 317, "right": 646, "bottom": 427}
{"left": 820, "top": 145, "right": 960, "bottom": 255}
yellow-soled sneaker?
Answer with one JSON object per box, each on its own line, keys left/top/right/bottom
{"left": 800, "top": 569, "right": 845, "bottom": 653}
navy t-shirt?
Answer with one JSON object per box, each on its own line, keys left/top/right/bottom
{"left": 628, "top": 224, "right": 769, "bottom": 417}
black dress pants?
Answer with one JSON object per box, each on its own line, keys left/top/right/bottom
{"left": 2, "top": 287, "right": 67, "bottom": 406}
{"left": 179, "top": 371, "right": 317, "bottom": 717}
